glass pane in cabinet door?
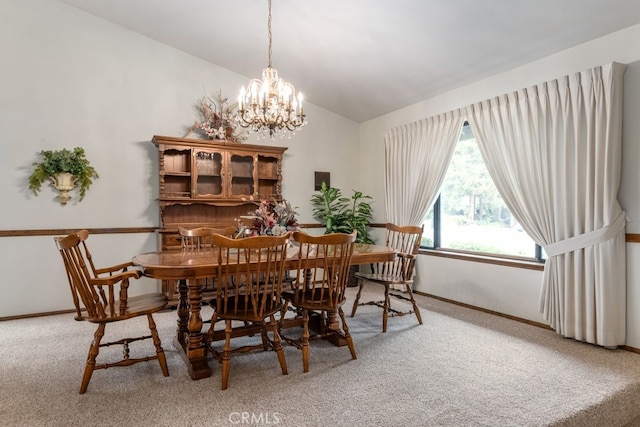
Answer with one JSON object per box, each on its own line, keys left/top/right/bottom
{"left": 230, "top": 154, "right": 254, "bottom": 197}
{"left": 195, "top": 151, "right": 223, "bottom": 196}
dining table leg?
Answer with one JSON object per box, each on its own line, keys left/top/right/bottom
{"left": 176, "top": 279, "right": 189, "bottom": 345}
{"left": 303, "top": 268, "right": 348, "bottom": 347}
{"left": 173, "top": 278, "right": 212, "bottom": 380}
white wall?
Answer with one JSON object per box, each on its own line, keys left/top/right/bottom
{"left": 0, "top": 0, "right": 358, "bottom": 317}
{"left": 359, "top": 24, "right": 640, "bottom": 347}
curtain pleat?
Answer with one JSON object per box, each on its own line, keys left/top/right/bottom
{"left": 384, "top": 110, "right": 465, "bottom": 226}
{"left": 465, "top": 62, "right": 626, "bottom": 346}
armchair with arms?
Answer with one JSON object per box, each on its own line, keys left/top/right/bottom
{"left": 54, "top": 230, "right": 169, "bottom": 394}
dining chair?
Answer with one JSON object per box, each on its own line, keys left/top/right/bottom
{"left": 178, "top": 225, "right": 237, "bottom": 254}
{"left": 54, "top": 230, "right": 169, "bottom": 394}
{"left": 280, "top": 231, "right": 357, "bottom": 373}
{"left": 207, "top": 232, "right": 291, "bottom": 390}
{"left": 178, "top": 225, "right": 237, "bottom": 296}
{"left": 350, "top": 223, "right": 424, "bottom": 332}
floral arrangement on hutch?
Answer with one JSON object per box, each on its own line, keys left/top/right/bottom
{"left": 238, "top": 199, "right": 299, "bottom": 237}
{"left": 187, "top": 90, "right": 246, "bottom": 143}
{"left": 28, "top": 147, "right": 99, "bottom": 206}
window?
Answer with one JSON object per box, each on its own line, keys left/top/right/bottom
{"left": 422, "top": 124, "right": 544, "bottom": 261}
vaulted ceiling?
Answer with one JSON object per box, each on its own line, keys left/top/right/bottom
{"left": 57, "top": 0, "right": 640, "bottom": 122}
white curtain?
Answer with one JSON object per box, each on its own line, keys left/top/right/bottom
{"left": 384, "top": 110, "right": 465, "bottom": 225}
{"left": 466, "top": 62, "right": 626, "bottom": 347}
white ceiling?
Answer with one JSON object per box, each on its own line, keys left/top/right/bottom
{"left": 57, "top": 0, "right": 640, "bottom": 123}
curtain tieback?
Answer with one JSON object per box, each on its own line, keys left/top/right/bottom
{"left": 543, "top": 211, "right": 626, "bottom": 257}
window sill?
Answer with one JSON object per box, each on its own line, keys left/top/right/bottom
{"left": 419, "top": 248, "right": 545, "bottom": 271}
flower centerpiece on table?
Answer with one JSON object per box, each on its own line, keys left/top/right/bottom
{"left": 240, "top": 198, "right": 299, "bottom": 237}
{"left": 188, "top": 90, "right": 246, "bottom": 143}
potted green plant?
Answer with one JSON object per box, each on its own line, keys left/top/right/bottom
{"left": 311, "top": 181, "right": 374, "bottom": 244}
{"left": 28, "top": 147, "right": 99, "bottom": 205}
{"left": 311, "top": 182, "right": 374, "bottom": 287}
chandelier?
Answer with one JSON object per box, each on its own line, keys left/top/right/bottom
{"left": 236, "top": 0, "right": 306, "bottom": 139}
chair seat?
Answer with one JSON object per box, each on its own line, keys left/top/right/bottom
{"left": 281, "top": 289, "right": 346, "bottom": 310}
{"left": 96, "top": 293, "right": 168, "bottom": 323}
{"left": 210, "top": 294, "right": 282, "bottom": 323}
{"left": 354, "top": 272, "right": 410, "bottom": 286}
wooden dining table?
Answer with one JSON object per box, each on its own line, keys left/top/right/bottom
{"left": 132, "top": 243, "right": 396, "bottom": 380}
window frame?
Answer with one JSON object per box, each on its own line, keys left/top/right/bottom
{"left": 422, "top": 196, "right": 545, "bottom": 266}
{"left": 420, "top": 131, "right": 546, "bottom": 265}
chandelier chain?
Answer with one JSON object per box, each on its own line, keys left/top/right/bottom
{"left": 267, "top": 0, "right": 272, "bottom": 68}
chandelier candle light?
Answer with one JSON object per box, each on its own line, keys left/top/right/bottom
{"left": 237, "top": 0, "right": 306, "bottom": 139}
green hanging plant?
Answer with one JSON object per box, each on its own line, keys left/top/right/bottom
{"left": 28, "top": 147, "right": 99, "bottom": 202}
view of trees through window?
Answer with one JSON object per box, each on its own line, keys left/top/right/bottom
{"left": 422, "top": 125, "right": 538, "bottom": 258}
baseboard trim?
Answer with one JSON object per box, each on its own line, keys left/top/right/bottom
{"left": 415, "top": 290, "right": 640, "bottom": 353}
{"left": 0, "top": 308, "right": 77, "bottom": 322}
{"left": 621, "top": 345, "right": 640, "bottom": 354}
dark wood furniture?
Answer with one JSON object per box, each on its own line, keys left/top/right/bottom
{"left": 132, "top": 243, "right": 397, "bottom": 380}
{"left": 208, "top": 233, "right": 291, "bottom": 390}
{"left": 152, "top": 135, "right": 287, "bottom": 305}
{"left": 178, "top": 225, "right": 237, "bottom": 253}
{"left": 351, "top": 223, "right": 424, "bottom": 332}
{"left": 178, "top": 225, "right": 237, "bottom": 298}
{"left": 55, "top": 230, "right": 169, "bottom": 394}
{"left": 280, "top": 231, "right": 357, "bottom": 373}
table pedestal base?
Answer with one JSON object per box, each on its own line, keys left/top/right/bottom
{"left": 174, "top": 336, "right": 211, "bottom": 380}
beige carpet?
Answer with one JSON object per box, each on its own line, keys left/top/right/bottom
{"left": 2, "top": 288, "right": 640, "bottom": 427}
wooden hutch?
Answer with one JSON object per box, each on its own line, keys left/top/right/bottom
{"left": 151, "top": 135, "right": 287, "bottom": 304}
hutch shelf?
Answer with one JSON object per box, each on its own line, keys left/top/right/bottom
{"left": 152, "top": 135, "right": 288, "bottom": 304}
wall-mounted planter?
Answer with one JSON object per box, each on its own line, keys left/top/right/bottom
{"left": 49, "top": 172, "right": 76, "bottom": 206}
{"left": 28, "top": 147, "right": 98, "bottom": 206}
